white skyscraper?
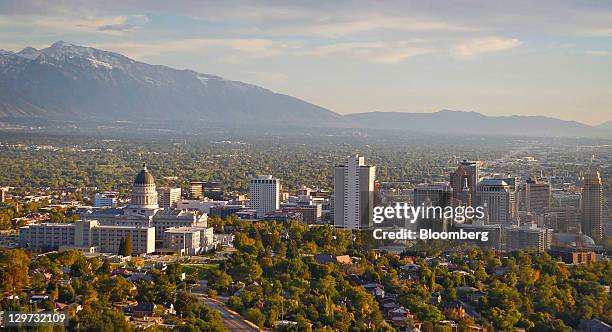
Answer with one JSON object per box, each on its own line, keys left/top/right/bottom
{"left": 249, "top": 175, "right": 280, "bottom": 217}
{"left": 333, "top": 155, "right": 376, "bottom": 230}
{"left": 476, "top": 178, "right": 518, "bottom": 225}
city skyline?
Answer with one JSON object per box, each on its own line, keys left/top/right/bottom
{"left": 1, "top": 132, "right": 609, "bottom": 331}
{"left": 1, "top": 1, "right": 612, "bottom": 125}
{"left": 0, "top": 2, "right": 611, "bottom": 329}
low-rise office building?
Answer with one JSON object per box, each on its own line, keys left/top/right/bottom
{"left": 19, "top": 223, "right": 75, "bottom": 250}
{"left": 19, "top": 219, "right": 155, "bottom": 254}
{"left": 93, "top": 192, "right": 118, "bottom": 207}
{"left": 506, "top": 223, "right": 552, "bottom": 252}
{"left": 549, "top": 247, "right": 597, "bottom": 264}
{"left": 163, "top": 226, "right": 216, "bottom": 255}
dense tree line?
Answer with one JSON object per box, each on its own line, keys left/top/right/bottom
{"left": 0, "top": 249, "right": 227, "bottom": 331}
{"left": 205, "top": 219, "right": 611, "bottom": 331}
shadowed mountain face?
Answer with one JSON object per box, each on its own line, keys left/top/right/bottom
{"left": 0, "top": 41, "right": 346, "bottom": 127}
{"left": 0, "top": 42, "right": 609, "bottom": 138}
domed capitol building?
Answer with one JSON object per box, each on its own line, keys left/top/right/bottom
{"left": 129, "top": 163, "right": 159, "bottom": 210}
{"left": 20, "top": 163, "right": 215, "bottom": 255}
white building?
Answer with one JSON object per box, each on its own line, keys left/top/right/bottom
{"left": 90, "top": 224, "right": 155, "bottom": 255}
{"left": 175, "top": 198, "right": 226, "bottom": 214}
{"left": 19, "top": 219, "right": 155, "bottom": 254}
{"left": 21, "top": 163, "right": 210, "bottom": 256}
{"left": 152, "top": 209, "right": 207, "bottom": 239}
{"left": 82, "top": 163, "right": 210, "bottom": 245}
{"left": 249, "top": 175, "right": 280, "bottom": 217}
{"left": 476, "top": 178, "right": 518, "bottom": 225}
{"left": 333, "top": 155, "right": 376, "bottom": 230}
{"left": 129, "top": 163, "right": 159, "bottom": 211}
{"left": 163, "top": 226, "right": 216, "bottom": 255}
{"left": 93, "top": 192, "right": 118, "bottom": 208}
{"left": 19, "top": 223, "right": 75, "bottom": 250}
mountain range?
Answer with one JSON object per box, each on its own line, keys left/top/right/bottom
{"left": 345, "top": 111, "right": 611, "bottom": 138}
{"left": 0, "top": 41, "right": 610, "bottom": 138}
{"left": 0, "top": 41, "right": 345, "bottom": 127}
{"left": 598, "top": 120, "right": 612, "bottom": 130}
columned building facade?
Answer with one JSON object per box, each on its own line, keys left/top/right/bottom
{"left": 130, "top": 164, "right": 158, "bottom": 207}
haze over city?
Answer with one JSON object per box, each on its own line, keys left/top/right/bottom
{"left": 1, "top": 0, "right": 611, "bottom": 125}
{"left": 0, "top": 2, "right": 611, "bottom": 331}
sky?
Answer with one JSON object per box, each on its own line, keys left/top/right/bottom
{"left": 0, "top": 1, "right": 611, "bottom": 125}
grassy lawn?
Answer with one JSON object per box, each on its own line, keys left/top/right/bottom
{"left": 181, "top": 263, "right": 219, "bottom": 279}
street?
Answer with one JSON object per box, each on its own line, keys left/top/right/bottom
{"left": 194, "top": 293, "right": 260, "bottom": 332}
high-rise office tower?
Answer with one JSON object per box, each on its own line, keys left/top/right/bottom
{"left": 249, "top": 175, "right": 280, "bottom": 217}
{"left": 413, "top": 182, "right": 452, "bottom": 231}
{"left": 413, "top": 183, "right": 452, "bottom": 207}
{"left": 157, "top": 187, "right": 182, "bottom": 209}
{"left": 494, "top": 175, "right": 520, "bottom": 192}
{"left": 333, "top": 155, "right": 376, "bottom": 230}
{"left": 449, "top": 166, "right": 471, "bottom": 207}
{"left": 476, "top": 178, "right": 518, "bottom": 225}
{"left": 520, "top": 178, "right": 551, "bottom": 215}
{"left": 581, "top": 171, "right": 604, "bottom": 243}
{"left": 460, "top": 160, "right": 480, "bottom": 194}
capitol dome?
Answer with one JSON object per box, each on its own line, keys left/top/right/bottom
{"left": 134, "top": 163, "right": 155, "bottom": 185}
{"left": 129, "top": 163, "right": 158, "bottom": 209}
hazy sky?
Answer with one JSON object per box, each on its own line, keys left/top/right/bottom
{"left": 1, "top": 1, "right": 611, "bottom": 125}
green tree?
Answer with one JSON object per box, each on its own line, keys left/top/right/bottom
{"left": 118, "top": 237, "right": 125, "bottom": 256}
{"left": 70, "top": 258, "right": 89, "bottom": 277}
{"left": 98, "top": 259, "right": 112, "bottom": 274}
{"left": 245, "top": 308, "right": 266, "bottom": 327}
{"left": 74, "top": 303, "right": 132, "bottom": 331}
{"left": 0, "top": 249, "right": 30, "bottom": 293}
{"left": 124, "top": 234, "right": 133, "bottom": 257}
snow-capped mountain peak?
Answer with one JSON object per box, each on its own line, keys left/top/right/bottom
{"left": 42, "top": 41, "right": 96, "bottom": 60}
{"left": 0, "top": 41, "right": 344, "bottom": 127}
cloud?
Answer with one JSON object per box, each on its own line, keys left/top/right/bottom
{"left": 0, "top": 13, "right": 150, "bottom": 36}
{"left": 97, "top": 23, "right": 136, "bottom": 32}
{"left": 90, "top": 38, "right": 432, "bottom": 65}
{"left": 294, "top": 16, "right": 475, "bottom": 37}
{"left": 452, "top": 37, "right": 521, "bottom": 57}
{"left": 585, "top": 50, "right": 610, "bottom": 56}
{"left": 95, "top": 15, "right": 150, "bottom": 33}
{"left": 92, "top": 38, "right": 285, "bottom": 60}
{"left": 369, "top": 48, "right": 431, "bottom": 64}
{"left": 307, "top": 40, "right": 431, "bottom": 64}
{"left": 308, "top": 42, "right": 387, "bottom": 56}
